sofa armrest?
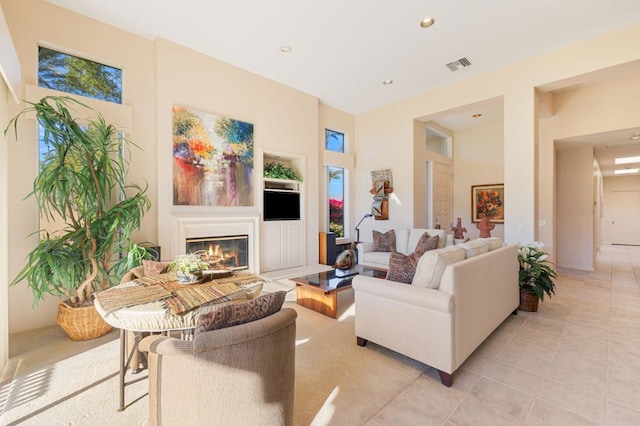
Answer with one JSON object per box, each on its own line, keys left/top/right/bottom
{"left": 356, "top": 241, "right": 374, "bottom": 254}
{"left": 352, "top": 275, "right": 453, "bottom": 314}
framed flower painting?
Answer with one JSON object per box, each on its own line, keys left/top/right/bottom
{"left": 471, "top": 184, "right": 504, "bottom": 223}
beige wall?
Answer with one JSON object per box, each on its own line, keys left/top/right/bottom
{"left": 356, "top": 23, "right": 640, "bottom": 251}
{"left": 0, "top": 1, "right": 19, "bottom": 368}
{"left": 2, "top": 0, "right": 325, "bottom": 332}
{"left": 155, "top": 38, "right": 320, "bottom": 264}
{"left": 556, "top": 147, "right": 595, "bottom": 270}
{"left": 1, "top": 77, "right": 10, "bottom": 370}
{"left": 452, "top": 120, "right": 505, "bottom": 239}
{"left": 539, "top": 72, "right": 640, "bottom": 263}
{"left": 2, "top": 0, "right": 157, "bottom": 333}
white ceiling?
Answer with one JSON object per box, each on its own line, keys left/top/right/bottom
{"left": 44, "top": 0, "right": 640, "bottom": 178}
{"left": 45, "top": 0, "right": 640, "bottom": 115}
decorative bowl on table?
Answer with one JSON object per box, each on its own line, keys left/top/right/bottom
{"left": 169, "top": 252, "right": 209, "bottom": 284}
{"left": 175, "top": 270, "right": 204, "bottom": 284}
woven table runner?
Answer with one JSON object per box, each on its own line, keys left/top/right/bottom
{"left": 96, "top": 284, "right": 173, "bottom": 315}
{"left": 96, "top": 272, "right": 265, "bottom": 316}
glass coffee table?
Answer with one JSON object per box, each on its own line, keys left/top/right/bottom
{"left": 290, "top": 265, "right": 386, "bottom": 318}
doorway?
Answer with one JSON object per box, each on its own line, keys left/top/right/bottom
{"left": 610, "top": 189, "right": 640, "bottom": 245}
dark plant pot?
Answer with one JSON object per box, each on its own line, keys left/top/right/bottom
{"left": 518, "top": 290, "right": 539, "bottom": 312}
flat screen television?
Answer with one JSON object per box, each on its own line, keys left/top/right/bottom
{"left": 263, "top": 190, "right": 301, "bottom": 221}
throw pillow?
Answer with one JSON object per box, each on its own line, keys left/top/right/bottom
{"left": 195, "top": 290, "right": 286, "bottom": 335}
{"left": 386, "top": 252, "right": 419, "bottom": 284}
{"left": 386, "top": 234, "right": 439, "bottom": 284}
{"left": 142, "top": 259, "right": 171, "bottom": 276}
{"left": 414, "top": 232, "right": 440, "bottom": 256}
{"left": 373, "top": 230, "right": 396, "bottom": 252}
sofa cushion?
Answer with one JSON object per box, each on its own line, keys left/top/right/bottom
{"left": 142, "top": 259, "right": 171, "bottom": 276}
{"left": 412, "top": 246, "right": 465, "bottom": 289}
{"left": 373, "top": 230, "right": 396, "bottom": 252}
{"left": 479, "top": 237, "right": 503, "bottom": 251}
{"left": 195, "top": 291, "right": 286, "bottom": 334}
{"left": 361, "top": 251, "right": 392, "bottom": 267}
{"left": 394, "top": 229, "right": 411, "bottom": 254}
{"left": 459, "top": 239, "right": 490, "bottom": 258}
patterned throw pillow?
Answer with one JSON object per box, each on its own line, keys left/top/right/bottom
{"left": 413, "top": 233, "right": 439, "bottom": 258}
{"left": 195, "top": 291, "right": 286, "bottom": 335}
{"left": 142, "top": 259, "right": 171, "bottom": 276}
{"left": 373, "top": 230, "right": 396, "bottom": 252}
{"left": 386, "top": 233, "right": 439, "bottom": 284}
{"left": 386, "top": 252, "right": 418, "bottom": 284}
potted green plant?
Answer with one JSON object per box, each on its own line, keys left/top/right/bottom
{"left": 517, "top": 242, "right": 557, "bottom": 312}
{"left": 6, "top": 96, "right": 150, "bottom": 340}
{"left": 263, "top": 162, "right": 302, "bottom": 181}
{"left": 169, "top": 252, "right": 209, "bottom": 284}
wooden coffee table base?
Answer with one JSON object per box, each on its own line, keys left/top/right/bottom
{"left": 295, "top": 284, "right": 341, "bottom": 318}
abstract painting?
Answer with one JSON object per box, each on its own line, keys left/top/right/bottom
{"left": 173, "top": 105, "right": 254, "bottom": 206}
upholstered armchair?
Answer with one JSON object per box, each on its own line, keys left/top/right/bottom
{"left": 139, "top": 307, "right": 297, "bottom": 426}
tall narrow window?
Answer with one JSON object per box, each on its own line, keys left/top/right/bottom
{"left": 38, "top": 46, "right": 123, "bottom": 104}
{"left": 328, "top": 166, "right": 345, "bottom": 237}
{"left": 325, "top": 129, "right": 344, "bottom": 153}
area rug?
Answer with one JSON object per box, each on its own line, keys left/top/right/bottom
{"left": 1, "top": 283, "right": 427, "bottom": 425}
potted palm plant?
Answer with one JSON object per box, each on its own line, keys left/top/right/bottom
{"left": 5, "top": 96, "right": 150, "bottom": 340}
{"left": 517, "top": 242, "right": 557, "bottom": 312}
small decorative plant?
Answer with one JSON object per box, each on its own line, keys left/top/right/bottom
{"left": 264, "top": 162, "right": 302, "bottom": 181}
{"left": 169, "top": 252, "right": 209, "bottom": 284}
{"left": 517, "top": 242, "right": 557, "bottom": 301}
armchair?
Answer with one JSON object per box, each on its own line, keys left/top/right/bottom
{"left": 139, "top": 307, "right": 297, "bottom": 426}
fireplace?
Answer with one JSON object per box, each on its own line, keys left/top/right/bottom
{"left": 168, "top": 214, "right": 260, "bottom": 272}
{"left": 186, "top": 234, "right": 249, "bottom": 271}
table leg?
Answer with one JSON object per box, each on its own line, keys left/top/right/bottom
{"left": 119, "top": 328, "right": 125, "bottom": 412}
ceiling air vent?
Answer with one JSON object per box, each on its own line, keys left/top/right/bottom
{"left": 446, "top": 57, "right": 472, "bottom": 72}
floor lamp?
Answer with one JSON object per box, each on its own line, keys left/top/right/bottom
{"left": 355, "top": 213, "right": 373, "bottom": 243}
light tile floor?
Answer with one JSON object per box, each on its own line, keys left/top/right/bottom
{"left": 2, "top": 245, "right": 639, "bottom": 425}
{"left": 368, "top": 244, "right": 640, "bottom": 425}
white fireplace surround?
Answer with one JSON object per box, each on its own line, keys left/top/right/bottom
{"left": 170, "top": 214, "right": 260, "bottom": 272}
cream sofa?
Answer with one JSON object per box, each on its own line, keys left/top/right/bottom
{"left": 356, "top": 228, "right": 449, "bottom": 269}
{"left": 352, "top": 243, "right": 518, "bottom": 386}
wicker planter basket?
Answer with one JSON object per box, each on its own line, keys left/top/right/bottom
{"left": 518, "top": 290, "right": 539, "bottom": 312}
{"left": 56, "top": 301, "right": 112, "bottom": 341}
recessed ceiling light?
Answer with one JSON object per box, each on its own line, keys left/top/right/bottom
{"left": 615, "top": 156, "right": 640, "bottom": 165}
{"left": 420, "top": 17, "right": 435, "bottom": 28}
{"left": 614, "top": 168, "right": 639, "bottom": 175}
{"left": 382, "top": 79, "right": 393, "bottom": 85}
{"left": 279, "top": 46, "right": 292, "bottom": 54}
{"left": 472, "top": 113, "right": 482, "bottom": 118}
{"left": 630, "top": 132, "right": 640, "bottom": 140}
